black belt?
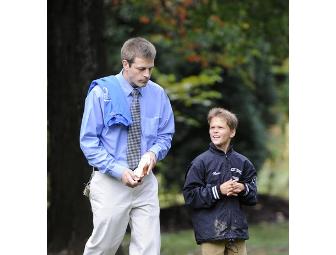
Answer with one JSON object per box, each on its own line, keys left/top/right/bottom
{"left": 93, "top": 167, "right": 139, "bottom": 171}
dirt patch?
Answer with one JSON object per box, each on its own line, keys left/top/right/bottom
{"left": 160, "top": 194, "right": 288, "bottom": 232}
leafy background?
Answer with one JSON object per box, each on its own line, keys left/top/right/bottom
{"left": 48, "top": 0, "right": 288, "bottom": 254}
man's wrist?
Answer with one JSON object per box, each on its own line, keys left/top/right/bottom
{"left": 107, "top": 164, "right": 127, "bottom": 181}
{"left": 148, "top": 150, "right": 157, "bottom": 161}
{"left": 148, "top": 145, "right": 160, "bottom": 160}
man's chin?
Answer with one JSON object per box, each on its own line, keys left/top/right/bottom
{"left": 135, "top": 82, "right": 148, "bottom": 87}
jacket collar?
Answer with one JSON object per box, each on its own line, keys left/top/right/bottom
{"left": 209, "top": 142, "right": 233, "bottom": 156}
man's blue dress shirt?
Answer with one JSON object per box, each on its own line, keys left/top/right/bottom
{"left": 80, "top": 71, "right": 175, "bottom": 180}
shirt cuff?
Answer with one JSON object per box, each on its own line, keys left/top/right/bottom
{"left": 103, "top": 163, "right": 126, "bottom": 181}
{"left": 148, "top": 145, "right": 160, "bottom": 160}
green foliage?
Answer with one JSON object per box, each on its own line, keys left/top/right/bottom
{"left": 104, "top": 0, "right": 288, "bottom": 191}
{"left": 154, "top": 67, "right": 222, "bottom": 126}
{"left": 258, "top": 122, "right": 289, "bottom": 198}
{"left": 258, "top": 60, "right": 289, "bottom": 199}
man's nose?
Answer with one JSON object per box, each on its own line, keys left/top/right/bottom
{"left": 144, "top": 69, "right": 150, "bottom": 78}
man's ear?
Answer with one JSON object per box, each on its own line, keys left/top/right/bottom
{"left": 122, "top": 60, "right": 129, "bottom": 70}
{"left": 230, "top": 129, "right": 236, "bottom": 138}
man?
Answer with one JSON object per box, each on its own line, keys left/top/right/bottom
{"left": 80, "top": 37, "right": 175, "bottom": 255}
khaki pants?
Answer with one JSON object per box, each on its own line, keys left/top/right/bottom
{"left": 83, "top": 171, "right": 160, "bottom": 255}
{"left": 201, "top": 240, "right": 247, "bottom": 255}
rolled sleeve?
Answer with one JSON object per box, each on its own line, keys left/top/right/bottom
{"left": 80, "top": 88, "right": 125, "bottom": 180}
{"left": 150, "top": 92, "right": 174, "bottom": 160}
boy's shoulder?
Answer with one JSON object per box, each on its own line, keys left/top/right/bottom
{"left": 231, "top": 149, "right": 254, "bottom": 166}
{"left": 231, "top": 149, "right": 248, "bottom": 160}
{"left": 192, "top": 148, "right": 214, "bottom": 162}
{"left": 188, "top": 149, "right": 215, "bottom": 172}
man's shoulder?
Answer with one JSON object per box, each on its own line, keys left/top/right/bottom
{"left": 147, "top": 80, "right": 165, "bottom": 92}
{"left": 88, "top": 75, "right": 118, "bottom": 95}
{"left": 89, "top": 85, "right": 104, "bottom": 96}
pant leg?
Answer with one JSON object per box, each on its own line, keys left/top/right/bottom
{"left": 83, "top": 171, "right": 132, "bottom": 255}
{"left": 201, "top": 241, "right": 226, "bottom": 255}
{"left": 226, "top": 240, "right": 247, "bottom": 255}
{"left": 128, "top": 173, "right": 161, "bottom": 255}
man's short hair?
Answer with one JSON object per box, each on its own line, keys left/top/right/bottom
{"left": 207, "top": 107, "right": 238, "bottom": 130}
{"left": 121, "top": 37, "right": 156, "bottom": 64}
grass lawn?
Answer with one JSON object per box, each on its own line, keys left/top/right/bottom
{"left": 247, "top": 222, "right": 288, "bottom": 255}
{"left": 120, "top": 221, "right": 288, "bottom": 255}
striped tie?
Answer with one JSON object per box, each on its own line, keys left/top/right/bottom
{"left": 127, "top": 89, "right": 141, "bottom": 170}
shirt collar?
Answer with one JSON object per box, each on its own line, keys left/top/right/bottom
{"left": 116, "top": 70, "right": 144, "bottom": 97}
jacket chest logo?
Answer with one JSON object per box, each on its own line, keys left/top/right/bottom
{"left": 230, "top": 168, "right": 242, "bottom": 174}
{"left": 212, "top": 171, "right": 221, "bottom": 176}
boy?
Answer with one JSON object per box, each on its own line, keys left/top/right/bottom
{"left": 183, "top": 107, "right": 257, "bottom": 255}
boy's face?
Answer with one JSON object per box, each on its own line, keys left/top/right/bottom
{"left": 209, "top": 116, "right": 236, "bottom": 151}
{"left": 122, "top": 57, "right": 154, "bottom": 87}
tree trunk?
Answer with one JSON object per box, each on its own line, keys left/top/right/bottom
{"left": 48, "top": 0, "right": 106, "bottom": 252}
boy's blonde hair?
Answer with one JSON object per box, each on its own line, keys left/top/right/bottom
{"left": 207, "top": 107, "right": 238, "bottom": 130}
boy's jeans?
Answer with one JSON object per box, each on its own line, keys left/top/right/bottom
{"left": 201, "top": 240, "right": 247, "bottom": 255}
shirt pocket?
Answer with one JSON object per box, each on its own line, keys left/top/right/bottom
{"left": 142, "top": 117, "right": 159, "bottom": 139}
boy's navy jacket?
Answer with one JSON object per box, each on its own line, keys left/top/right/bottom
{"left": 183, "top": 143, "right": 257, "bottom": 244}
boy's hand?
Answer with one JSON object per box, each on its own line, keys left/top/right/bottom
{"left": 220, "top": 180, "right": 245, "bottom": 196}
{"left": 227, "top": 181, "right": 245, "bottom": 196}
{"left": 220, "top": 179, "right": 237, "bottom": 196}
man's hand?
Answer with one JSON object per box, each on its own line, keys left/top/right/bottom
{"left": 144, "top": 151, "right": 157, "bottom": 175}
{"left": 134, "top": 151, "right": 157, "bottom": 178}
{"left": 121, "top": 169, "right": 143, "bottom": 188}
{"left": 220, "top": 179, "right": 245, "bottom": 196}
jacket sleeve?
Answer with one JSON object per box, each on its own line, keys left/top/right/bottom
{"left": 238, "top": 159, "right": 258, "bottom": 206}
{"left": 183, "top": 159, "right": 223, "bottom": 209}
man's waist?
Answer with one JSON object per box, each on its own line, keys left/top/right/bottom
{"left": 93, "top": 166, "right": 136, "bottom": 171}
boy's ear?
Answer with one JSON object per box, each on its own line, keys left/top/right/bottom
{"left": 230, "top": 129, "right": 236, "bottom": 138}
